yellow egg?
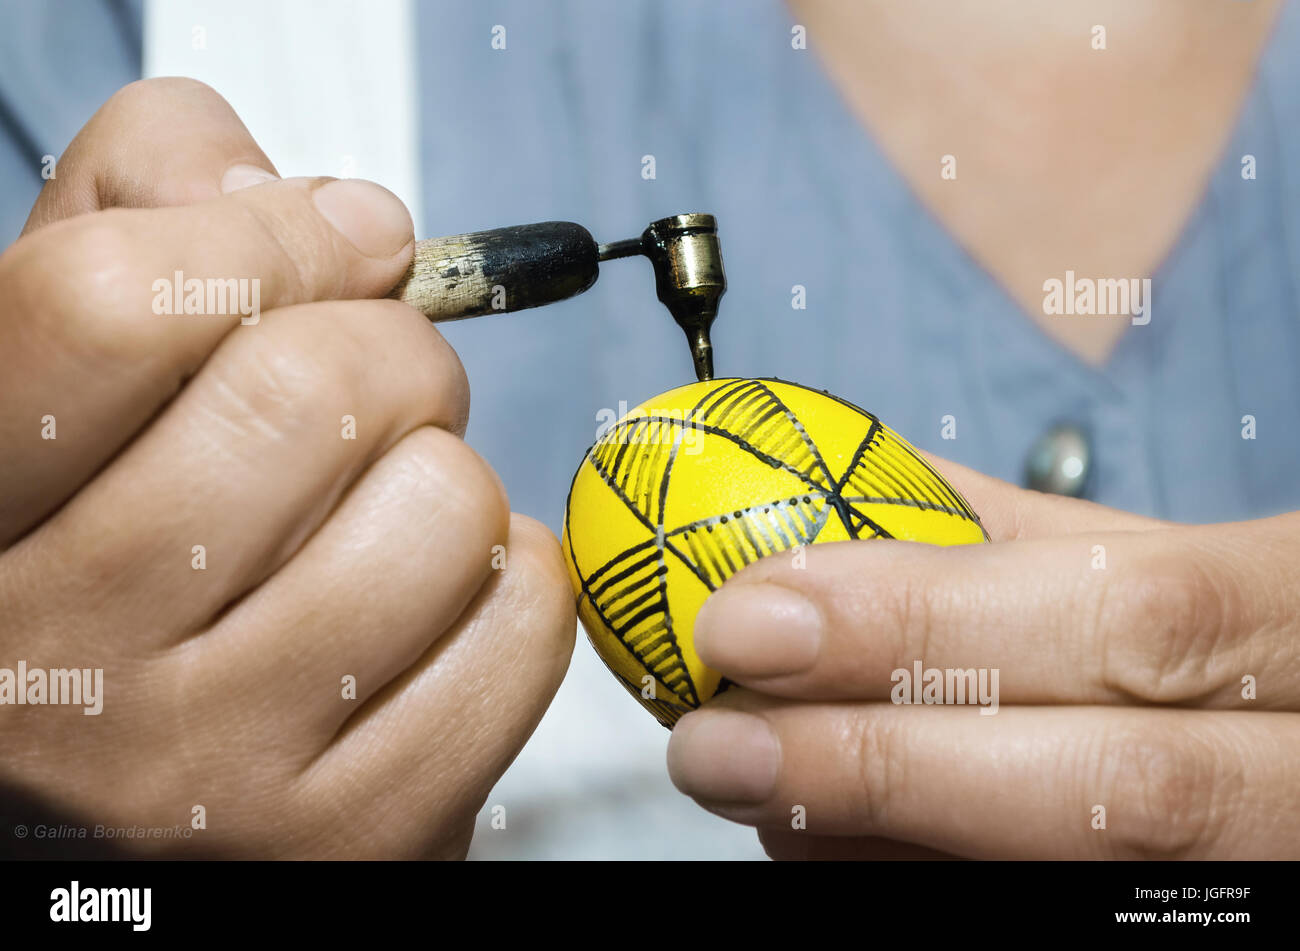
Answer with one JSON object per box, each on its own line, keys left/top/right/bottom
{"left": 561, "top": 378, "right": 987, "bottom": 728}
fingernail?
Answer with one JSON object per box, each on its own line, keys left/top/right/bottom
{"left": 311, "top": 178, "right": 414, "bottom": 259}
{"left": 693, "top": 582, "right": 822, "bottom": 678}
{"left": 667, "top": 711, "right": 780, "bottom": 803}
{"left": 221, "top": 163, "right": 279, "bottom": 193}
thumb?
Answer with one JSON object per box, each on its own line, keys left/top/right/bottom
{"left": 23, "top": 76, "right": 278, "bottom": 233}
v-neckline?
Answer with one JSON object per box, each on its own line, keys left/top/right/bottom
{"left": 780, "top": 0, "right": 1293, "bottom": 388}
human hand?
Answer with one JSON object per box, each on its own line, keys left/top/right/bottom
{"left": 667, "top": 452, "right": 1299, "bottom": 859}
{"left": 0, "top": 79, "right": 573, "bottom": 858}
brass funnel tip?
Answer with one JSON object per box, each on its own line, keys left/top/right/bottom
{"left": 641, "top": 214, "right": 726, "bottom": 383}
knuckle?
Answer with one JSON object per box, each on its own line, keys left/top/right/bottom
{"left": 424, "top": 327, "right": 470, "bottom": 436}
{"left": 1094, "top": 723, "right": 1224, "bottom": 859}
{"left": 504, "top": 513, "right": 577, "bottom": 672}
{"left": 851, "top": 709, "right": 903, "bottom": 833}
{"left": 234, "top": 194, "right": 339, "bottom": 304}
{"left": 400, "top": 427, "right": 509, "bottom": 541}
{"left": 357, "top": 299, "right": 471, "bottom": 435}
{"left": 14, "top": 214, "right": 154, "bottom": 365}
{"left": 1097, "top": 547, "right": 1236, "bottom": 704}
{"left": 209, "top": 317, "right": 366, "bottom": 438}
{"left": 870, "top": 558, "right": 938, "bottom": 668}
{"left": 507, "top": 514, "right": 566, "bottom": 590}
{"left": 63, "top": 215, "right": 142, "bottom": 317}
{"left": 102, "top": 77, "right": 226, "bottom": 120}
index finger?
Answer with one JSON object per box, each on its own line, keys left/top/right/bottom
{"left": 694, "top": 519, "right": 1293, "bottom": 709}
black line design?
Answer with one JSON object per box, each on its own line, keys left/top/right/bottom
{"left": 567, "top": 378, "right": 989, "bottom": 726}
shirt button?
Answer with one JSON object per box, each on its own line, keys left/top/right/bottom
{"left": 1024, "top": 423, "right": 1091, "bottom": 497}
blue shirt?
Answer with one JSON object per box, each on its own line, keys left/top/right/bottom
{"left": 4, "top": 0, "right": 1297, "bottom": 529}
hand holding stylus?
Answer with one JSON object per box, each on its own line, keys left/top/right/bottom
{"left": 0, "top": 79, "right": 573, "bottom": 858}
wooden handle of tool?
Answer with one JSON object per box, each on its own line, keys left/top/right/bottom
{"left": 389, "top": 221, "right": 602, "bottom": 322}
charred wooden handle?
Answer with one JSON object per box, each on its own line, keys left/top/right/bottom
{"left": 389, "top": 221, "right": 601, "bottom": 322}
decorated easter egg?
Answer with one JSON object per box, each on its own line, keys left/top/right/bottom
{"left": 561, "top": 378, "right": 987, "bottom": 728}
